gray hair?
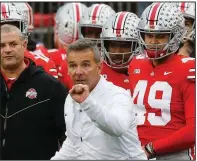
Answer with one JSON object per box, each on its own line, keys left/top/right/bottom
{"left": 67, "top": 39, "right": 101, "bottom": 63}
{"left": 1, "top": 24, "right": 25, "bottom": 40}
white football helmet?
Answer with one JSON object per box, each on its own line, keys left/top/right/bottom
{"left": 13, "top": 3, "right": 34, "bottom": 32}
{"left": 1, "top": 3, "right": 28, "bottom": 36}
{"left": 55, "top": 3, "right": 87, "bottom": 46}
{"left": 176, "top": 2, "right": 195, "bottom": 41}
{"left": 101, "top": 11, "right": 140, "bottom": 68}
{"left": 79, "top": 3, "right": 115, "bottom": 43}
{"left": 138, "top": 3, "right": 185, "bottom": 59}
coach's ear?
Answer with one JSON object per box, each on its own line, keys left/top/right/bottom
{"left": 97, "top": 60, "right": 102, "bottom": 74}
{"left": 22, "top": 39, "right": 28, "bottom": 50}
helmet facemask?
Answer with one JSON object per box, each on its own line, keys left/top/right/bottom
{"left": 102, "top": 39, "right": 138, "bottom": 68}
{"left": 183, "top": 17, "right": 195, "bottom": 42}
{"left": 138, "top": 25, "right": 184, "bottom": 59}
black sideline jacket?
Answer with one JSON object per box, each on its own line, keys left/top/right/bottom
{"left": 0, "top": 59, "right": 68, "bottom": 159}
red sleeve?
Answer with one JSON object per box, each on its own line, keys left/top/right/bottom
{"left": 153, "top": 79, "right": 195, "bottom": 155}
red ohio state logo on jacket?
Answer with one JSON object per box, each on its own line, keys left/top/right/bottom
{"left": 26, "top": 88, "right": 37, "bottom": 99}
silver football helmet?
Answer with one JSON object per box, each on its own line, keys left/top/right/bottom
{"left": 176, "top": 2, "right": 195, "bottom": 42}
{"left": 138, "top": 3, "right": 185, "bottom": 59}
{"left": 101, "top": 11, "right": 140, "bottom": 68}
{"left": 55, "top": 3, "right": 87, "bottom": 46}
{"left": 1, "top": 3, "right": 28, "bottom": 36}
{"left": 13, "top": 3, "right": 34, "bottom": 32}
{"left": 79, "top": 3, "right": 115, "bottom": 44}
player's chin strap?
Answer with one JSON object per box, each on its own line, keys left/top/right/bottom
{"left": 145, "top": 142, "right": 156, "bottom": 159}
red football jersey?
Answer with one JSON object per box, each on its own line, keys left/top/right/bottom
{"left": 25, "top": 50, "right": 58, "bottom": 79}
{"left": 101, "top": 62, "right": 130, "bottom": 90}
{"left": 35, "top": 43, "right": 49, "bottom": 57}
{"left": 58, "top": 60, "right": 73, "bottom": 89}
{"left": 129, "top": 54, "right": 195, "bottom": 157}
{"left": 47, "top": 48, "right": 66, "bottom": 69}
{"left": 35, "top": 43, "right": 66, "bottom": 69}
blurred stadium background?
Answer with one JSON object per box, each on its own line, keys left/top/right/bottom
{"left": 28, "top": 2, "right": 151, "bottom": 49}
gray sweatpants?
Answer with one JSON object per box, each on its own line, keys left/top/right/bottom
{"left": 155, "top": 149, "right": 195, "bottom": 160}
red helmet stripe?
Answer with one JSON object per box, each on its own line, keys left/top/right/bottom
{"left": 115, "top": 12, "right": 127, "bottom": 37}
{"left": 180, "top": 2, "right": 185, "bottom": 12}
{"left": 73, "top": 3, "right": 81, "bottom": 41}
{"left": 75, "top": 3, "right": 80, "bottom": 40}
{"left": 26, "top": 3, "right": 32, "bottom": 26}
{"left": 1, "top": 3, "right": 8, "bottom": 19}
{"left": 92, "top": 5, "right": 100, "bottom": 23}
{"left": 149, "top": 3, "right": 160, "bottom": 28}
{"left": 75, "top": 3, "right": 80, "bottom": 22}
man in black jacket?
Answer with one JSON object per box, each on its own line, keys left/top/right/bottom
{"left": 0, "top": 24, "right": 68, "bottom": 159}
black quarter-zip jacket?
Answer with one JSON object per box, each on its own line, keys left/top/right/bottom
{"left": 0, "top": 60, "right": 68, "bottom": 159}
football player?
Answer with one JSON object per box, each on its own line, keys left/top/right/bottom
{"left": 52, "top": 3, "right": 87, "bottom": 88}
{"left": 176, "top": 2, "right": 195, "bottom": 58}
{"left": 129, "top": 3, "right": 195, "bottom": 160}
{"left": 79, "top": 3, "right": 115, "bottom": 47}
{"left": 101, "top": 11, "right": 140, "bottom": 90}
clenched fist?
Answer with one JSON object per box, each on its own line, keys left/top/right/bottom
{"left": 69, "top": 84, "right": 90, "bottom": 103}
